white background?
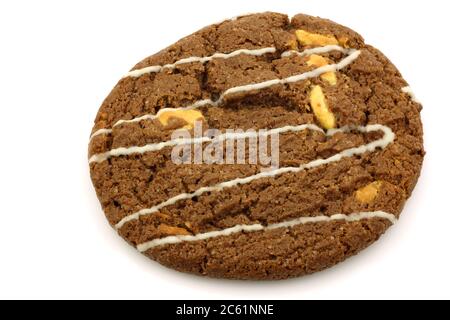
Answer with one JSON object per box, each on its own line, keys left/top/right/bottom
{"left": 0, "top": 0, "right": 448, "bottom": 300}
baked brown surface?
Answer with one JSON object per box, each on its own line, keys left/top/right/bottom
{"left": 88, "top": 12, "right": 424, "bottom": 280}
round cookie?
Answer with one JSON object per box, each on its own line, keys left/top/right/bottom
{"left": 88, "top": 12, "right": 424, "bottom": 280}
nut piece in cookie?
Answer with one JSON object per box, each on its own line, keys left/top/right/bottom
{"left": 287, "top": 37, "right": 298, "bottom": 50}
{"left": 295, "top": 29, "right": 339, "bottom": 46}
{"left": 295, "top": 29, "right": 350, "bottom": 48}
{"left": 355, "top": 181, "right": 383, "bottom": 204}
{"left": 307, "top": 54, "right": 337, "bottom": 85}
{"left": 158, "top": 224, "right": 191, "bottom": 236}
{"left": 158, "top": 109, "right": 204, "bottom": 129}
{"left": 338, "top": 36, "right": 350, "bottom": 48}
{"left": 309, "top": 85, "right": 336, "bottom": 129}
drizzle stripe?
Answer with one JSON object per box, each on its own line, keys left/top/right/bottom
{"left": 137, "top": 211, "right": 397, "bottom": 252}
{"left": 125, "top": 47, "right": 277, "bottom": 78}
{"left": 281, "top": 45, "right": 351, "bottom": 58}
{"left": 89, "top": 124, "right": 324, "bottom": 164}
{"left": 90, "top": 128, "right": 113, "bottom": 140}
{"left": 114, "top": 124, "right": 395, "bottom": 229}
{"left": 401, "top": 86, "right": 420, "bottom": 104}
{"left": 222, "top": 50, "right": 359, "bottom": 96}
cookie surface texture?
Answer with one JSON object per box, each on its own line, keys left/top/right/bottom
{"left": 89, "top": 12, "right": 424, "bottom": 280}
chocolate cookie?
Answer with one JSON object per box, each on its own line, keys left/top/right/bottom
{"left": 88, "top": 12, "right": 424, "bottom": 280}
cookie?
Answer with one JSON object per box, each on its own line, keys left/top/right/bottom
{"left": 88, "top": 12, "right": 424, "bottom": 280}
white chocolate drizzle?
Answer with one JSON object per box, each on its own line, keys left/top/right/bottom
{"left": 401, "top": 86, "right": 420, "bottom": 103}
{"left": 114, "top": 124, "right": 395, "bottom": 229}
{"left": 90, "top": 128, "right": 113, "bottom": 140}
{"left": 137, "top": 211, "right": 397, "bottom": 252}
{"left": 89, "top": 124, "right": 324, "bottom": 164}
{"left": 89, "top": 46, "right": 360, "bottom": 140}
{"left": 125, "top": 47, "right": 277, "bottom": 78}
{"left": 281, "top": 45, "right": 353, "bottom": 58}
{"left": 223, "top": 50, "right": 360, "bottom": 96}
